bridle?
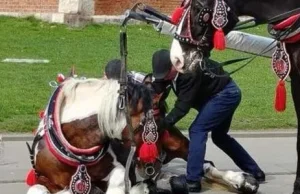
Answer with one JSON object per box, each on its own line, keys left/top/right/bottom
{"left": 174, "top": 0, "right": 213, "bottom": 50}
{"left": 172, "top": 0, "right": 300, "bottom": 78}
{"left": 119, "top": 20, "right": 161, "bottom": 193}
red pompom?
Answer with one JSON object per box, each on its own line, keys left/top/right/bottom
{"left": 26, "top": 169, "right": 37, "bottom": 186}
{"left": 213, "top": 29, "right": 226, "bottom": 50}
{"left": 56, "top": 73, "right": 65, "bottom": 83}
{"left": 38, "top": 110, "right": 45, "bottom": 119}
{"left": 138, "top": 143, "right": 158, "bottom": 163}
{"left": 171, "top": 7, "right": 184, "bottom": 25}
{"left": 274, "top": 80, "right": 286, "bottom": 112}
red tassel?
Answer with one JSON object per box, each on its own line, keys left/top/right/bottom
{"left": 26, "top": 169, "right": 37, "bottom": 186}
{"left": 213, "top": 29, "right": 226, "bottom": 50}
{"left": 138, "top": 143, "right": 158, "bottom": 163}
{"left": 171, "top": 7, "right": 184, "bottom": 25}
{"left": 274, "top": 80, "right": 286, "bottom": 112}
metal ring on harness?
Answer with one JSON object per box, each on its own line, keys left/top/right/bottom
{"left": 118, "top": 94, "right": 126, "bottom": 110}
{"left": 145, "top": 163, "right": 156, "bottom": 177}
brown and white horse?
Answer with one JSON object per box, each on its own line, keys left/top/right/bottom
{"left": 25, "top": 77, "right": 164, "bottom": 194}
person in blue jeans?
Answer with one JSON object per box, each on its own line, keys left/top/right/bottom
{"left": 151, "top": 49, "right": 265, "bottom": 193}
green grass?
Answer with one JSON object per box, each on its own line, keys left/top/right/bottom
{"left": 0, "top": 16, "right": 297, "bottom": 132}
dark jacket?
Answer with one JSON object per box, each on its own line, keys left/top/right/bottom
{"left": 163, "top": 59, "right": 232, "bottom": 128}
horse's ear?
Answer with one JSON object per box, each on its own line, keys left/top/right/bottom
{"left": 69, "top": 65, "right": 76, "bottom": 77}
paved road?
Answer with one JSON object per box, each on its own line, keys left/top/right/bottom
{"left": 0, "top": 134, "right": 297, "bottom": 194}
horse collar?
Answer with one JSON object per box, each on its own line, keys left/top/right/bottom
{"left": 43, "top": 85, "right": 109, "bottom": 167}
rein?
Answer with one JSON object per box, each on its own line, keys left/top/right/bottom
{"left": 118, "top": 23, "right": 135, "bottom": 194}
{"left": 201, "top": 38, "right": 278, "bottom": 78}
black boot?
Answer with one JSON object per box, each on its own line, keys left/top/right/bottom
{"left": 187, "top": 179, "right": 202, "bottom": 192}
{"left": 170, "top": 175, "right": 202, "bottom": 194}
{"left": 252, "top": 171, "right": 266, "bottom": 183}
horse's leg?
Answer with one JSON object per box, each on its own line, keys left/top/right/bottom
{"left": 161, "top": 126, "right": 189, "bottom": 164}
{"left": 105, "top": 145, "right": 133, "bottom": 194}
{"left": 285, "top": 43, "right": 300, "bottom": 194}
{"left": 27, "top": 184, "right": 72, "bottom": 194}
{"left": 203, "top": 163, "right": 259, "bottom": 193}
{"left": 290, "top": 73, "right": 300, "bottom": 194}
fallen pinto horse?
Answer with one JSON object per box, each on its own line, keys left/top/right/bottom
{"left": 25, "top": 76, "right": 166, "bottom": 194}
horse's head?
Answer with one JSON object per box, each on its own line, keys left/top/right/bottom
{"left": 170, "top": 0, "right": 239, "bottom": 73}
{"left": 121, "top": 76, "right": 172, "bottom": 179}
{"left": 119, "top": 80, "right": 165, "bottom": 179}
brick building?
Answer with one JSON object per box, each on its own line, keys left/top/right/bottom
{"left": 0, "top": 0, "right": 181, "bottom": 25}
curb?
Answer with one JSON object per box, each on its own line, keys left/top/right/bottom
{"left": 0, "top": 130, "right": 297, "bottom": 141}
{"left": 1, "top": 134, "right": 33, "bottom": 142}
{"left": 183, "top": 131, "right": 297, "bottom": 139}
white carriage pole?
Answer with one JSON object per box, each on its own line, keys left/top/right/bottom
{"left": 225, "top": 31, "right": 277, "bottom": 58}
{"left": 154, "top": 20, "right": 277, "bottom": 58}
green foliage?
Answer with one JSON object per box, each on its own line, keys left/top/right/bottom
{"left": 0, "top": 16, "right": 296, "bottom": 132}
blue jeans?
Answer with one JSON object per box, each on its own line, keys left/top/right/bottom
{"left": 186, "top": 80, "right": 262, "bottom": 181}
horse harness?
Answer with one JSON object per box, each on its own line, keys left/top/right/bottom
{"left": 26, "top": 84, "right": 110, "bottom": 194}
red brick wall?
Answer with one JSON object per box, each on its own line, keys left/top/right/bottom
{"left": 95, "top": 0, "right": 182, "bottom": 15}
{"left": 0, "top": 0, "right": 58, "bottom": 13}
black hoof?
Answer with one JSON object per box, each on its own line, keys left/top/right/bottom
{"left": 169, "top": 175, "right": 189, "bottom": 194}
{"left": 237, "top": 173, "right": 259, "bottom": 194}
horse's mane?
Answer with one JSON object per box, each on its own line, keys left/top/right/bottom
{"left": 61, "top": 78, "right": 152, "bottom": 140}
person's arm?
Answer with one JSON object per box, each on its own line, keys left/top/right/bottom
{"left": 162, "top": 72, "right": 202, "bottom": 128}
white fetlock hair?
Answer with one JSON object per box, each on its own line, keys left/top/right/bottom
{"left": 223, "top": 171, "right": 245, "bottom": 189}
{"left": 26, "top": 185, "right": 50, "bottom": 194}
{"left": 26, "top": 184, "right": 72, "bottom": 194}
{"left": 106, "top": 187, "right": 126, "bottom": 194}
{"left": 130, "top": 182, "right": 150, "bottom": 194}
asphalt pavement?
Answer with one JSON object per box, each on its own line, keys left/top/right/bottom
{"left": 0, "top": 131, "right": 297, "bottom": 194}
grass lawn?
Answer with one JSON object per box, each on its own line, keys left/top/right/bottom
{"left": 0, "top": 16, "right": 297, "bottom": 132}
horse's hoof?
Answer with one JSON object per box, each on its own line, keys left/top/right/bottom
{"left": 169, "top": 175, "right": 189, "bottom": 194}
{"left": 237, "top": 173, "right": 259, "bottom": 194}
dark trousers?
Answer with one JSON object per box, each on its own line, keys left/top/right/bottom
{"left": 186, "top": 80, "right": 263, "bottom": 181}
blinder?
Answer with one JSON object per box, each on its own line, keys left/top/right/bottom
{"left": 197, "top": 8, "right": 213, "bottom": 27}
{"left": 172, "top": 0, "right": 238, "bottom": 50}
